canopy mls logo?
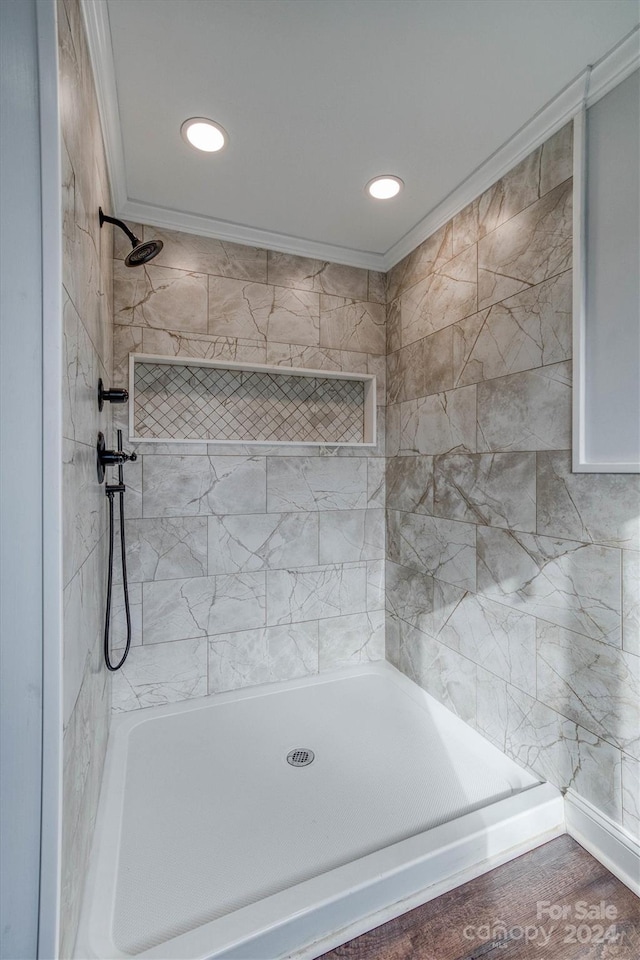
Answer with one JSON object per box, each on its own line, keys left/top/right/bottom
{"left": 463, "top": 900, "right": 625, "bottom": 949}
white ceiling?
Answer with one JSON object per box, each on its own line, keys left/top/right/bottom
{"left": 103, "top": 0, "right": 640, "bottom": 267}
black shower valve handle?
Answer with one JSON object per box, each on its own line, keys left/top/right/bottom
{"left": 98, "top": 378, "right": 129, "bottom": 411}
{"left": 96, "top": 431, "right": 137, "bottom": 484}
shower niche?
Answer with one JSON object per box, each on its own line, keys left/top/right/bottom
{"left": 128, "top": 354, "right": 377, "bottom": 446}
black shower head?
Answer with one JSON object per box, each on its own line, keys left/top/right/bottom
{"left": 98, "top": 208, "right": 163, "bottom": 267}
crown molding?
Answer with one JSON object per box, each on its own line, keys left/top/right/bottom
{"left": 81, "top": 3, "right": 639, "bottom": 272}
{"left": 118, "top": 198, "right": 387, "bottom": 270}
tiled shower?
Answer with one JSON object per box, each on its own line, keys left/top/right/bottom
{"left": 58, "top": 0, "right": 639, "bottom": 955}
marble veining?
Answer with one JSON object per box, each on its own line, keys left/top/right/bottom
{"left": 399, "top": 386, "right": 477, "bottom": 456}
{"left": 266, "top": 562, "right": 368, "bottom": 625}
{"left": 453, "top": 271, "right": 572, "bottom": 386}
{"left": 477, "top": 179, "right": 572, "bottom": 310}
{"left": 536, "top": 621, "right": 640, "bottom": 758}
{"left": 207, "top": 512, "right": 319, "bottom": 574}
{"left": 537, "top": 450, "right": 640, "bottom": 549}
{"left": 477, "top": 527, "right": 621, "bottom": 645}
{"left": 434, "top": 452, "right": 536, "bottom": 531}
{"left": 143, "top": 572, "right": 267, "bottom": 644}
{"left": 476, "top": 361, "right": 571, "bottom": 452}
{"left": 208, "top": 622, "right": 318, "bottom": 693}
{"left": 476, "top": 670, "right": 621, "bottom": 821}
{"left": 143, "top": 455, "right": 267, "bottom": 517}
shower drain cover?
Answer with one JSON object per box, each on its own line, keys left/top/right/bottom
{"left": 286, "top": 748, "right": 315, "bottom": 767}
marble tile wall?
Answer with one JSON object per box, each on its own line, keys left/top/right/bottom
{"left": 386, "top": 123, "right": 640, "bottom": 834}
{"left": 59, "top": 0, "right": 112, "bottom": 955}
{"left": 111, "top": 228, "right": 386, "bottom": 711}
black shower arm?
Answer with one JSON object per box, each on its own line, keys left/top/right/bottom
{"left": 99, "top": 208, "right": 141, "bottom": 247}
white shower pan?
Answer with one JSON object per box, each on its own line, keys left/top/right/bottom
{"left": 75, "top": 662, "right": 564, "bottom": 960}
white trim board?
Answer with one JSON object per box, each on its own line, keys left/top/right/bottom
{"left": 565, "top": 790, "right": 640, "bottom": 896}
{"left": 82, "top": 2, "right": 639, "bottom": 271}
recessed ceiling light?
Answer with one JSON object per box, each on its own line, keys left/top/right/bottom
{"left": 181, "top": 118, "right": 227, "bottom": 153}
{"left": 366, "top": 175, "right": 404, "bottom": 200}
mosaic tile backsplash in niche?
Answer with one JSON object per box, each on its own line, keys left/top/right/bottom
{"left": 385, "top": 122, "right": 640, "bottom": 838}
{"left": 133, "top": 360, "right": 366, "bottom": 444}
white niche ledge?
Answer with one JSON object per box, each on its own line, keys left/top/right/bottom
{"left": 128, "top": 354, "right": 377, "bottom": 447}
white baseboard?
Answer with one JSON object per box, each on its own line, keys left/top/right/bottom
{"left": 565, "top": 790, "right": 640, "bottom": 896}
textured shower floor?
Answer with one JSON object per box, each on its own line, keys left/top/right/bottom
{"left": 75, "top": 663, "right": 563, "bottom": 960}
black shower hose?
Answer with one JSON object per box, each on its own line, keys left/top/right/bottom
{"left": 103, "top": 487, "right": 131, "bottom": 671}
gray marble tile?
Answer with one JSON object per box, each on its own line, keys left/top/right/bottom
{"left": 623, "top": 550, "right": 640, "bottom": 657}
{"left": 266, "top": 563, "right": 367, "bottom": 624}
{"left": 476, "top": 670, "right": 622, "bottom": 821}
{"left": 385, "top": 562, "right": 434, "bottom": 635}
{"left": 318, "top": 610, "right": 385, "bottom": 670}
{"left": 267, "top": 251, "right": 369, "bottom": 299}
{"left": 386, "top": 509, "right": 403, "bottom": 565}
{"left": 439, "top": 594, "right": 537, "bottom": 696}
{"left": 113, "top": 323, "right": 142, "bottom": 386}
{"left": 113, "top": 260, "right": 208, "bottom": 331}
{"left": 385, "top": 562, "right": 467, "bottom": 641}
{"left": 400, "top": 245, "right": 477, "bottom": 346}
{"left": 477, "top": 361, "right": 571, "bottom": 452}
{"left": 453, "top": 271, "right": 572, "bottom": 386}
{"left": 367, "top": 458, "right": 386, "bottom": 507}
{"left": 208, "top": 622, "right": 318, "bottom": 694}
{"left": 386, "top": 456, "right": 434, "bottom": 515}
{"left": 398, "top": 620, "right": 477, "bottom": 725}
{"left": 622, "top": 754, "right": 640, "bottom": 838}
{"left": 452, "top": 149, "right": 543, "bottom": 256}
{"left": 536, "top": 621, "right": 640, "bottom": 758}
{"left": 478, "top": 179, "right": 572, "bottom": 309}
{"left": 143, "top": 572, "right": 266, "bottom": 643}
{"left": 207, "top": 277, "right": 273, "bottom": 341}
{"left": 386, "top": 297, "right": 401, "bottom": 354}
{"left": 386, "top": 222, "right": 453, "bottom": 302}
{"left": 143, "top": 455, "right": 267, "bottom": 517}
{"left": 477, "top": 526, "right": 621, "bottom": 645}
{"left": 63, "top": 293, "right": 100, "bottom": 446}
{"left": 385, "top": 614, "right": 402, "bottom": 669}
{"left": 388, "top": 326, "right": 453, "bottom": 404}
{"left": 366, "top": 559, "right": 386, "bottom": 611}
{"left": 266, "top": 457, "right": 367, "bottom": 512}
{"left": 142, "top": 328, "right": 267, "bottom": 365}
{"left": 111, "top": 637, "right": 208, "bottom": 713}
{"left": 319, "top": 509, "right": 384, "bottom": 563}
{"left": 386, "top": 403, "right": 401, "bottom": 458}
{"left": 396, "top": 512, "right": 476, "bottom": 591}
{"left": 110, "top": 581, "right": 142, "bottom": 651}
{"left": 367, "top": 354, "right": 386, "bottom": 405}
{"left": 141, "top": 226, "right": 267, "bottom": 282}
{"left": 265, "top": 342, "right": 368, "bottom": 374}
{"left": 115, "top": 517, "right": 208, "bottom": 583}
{"left": 63, "top": 540, "right": 104, "bottom": 728}
{"left": 319, "top": 295, "right": 386, "bottom": 354}
{"left": 207, "top": 512, "right": 318, "bottom": 574}
{"left": 63, "top": 439, "right": 105, "bottom": 589}
{"left": 434, "top": 452, "right": 536, "bottom": 531}
{"left": 267, "top": 287, "right": 321, "bottom": 345}
{"left": 537, "top": 451, "right": 640, "bottom": 548}
{"left": 540, "top": 123, "right": 573, "bottom": 197}
{"left": 60, "top": 655, "right": 108, "bottom": 958}
{"left": 399, "top": 385, "right": 477, "bottom": 456}
{"left": 367, "top": 271, "right": 386, "bottom": 304}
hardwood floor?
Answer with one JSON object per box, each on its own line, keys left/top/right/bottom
{"left": 318, "top": 835, "right": 640, "bottom": 959}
